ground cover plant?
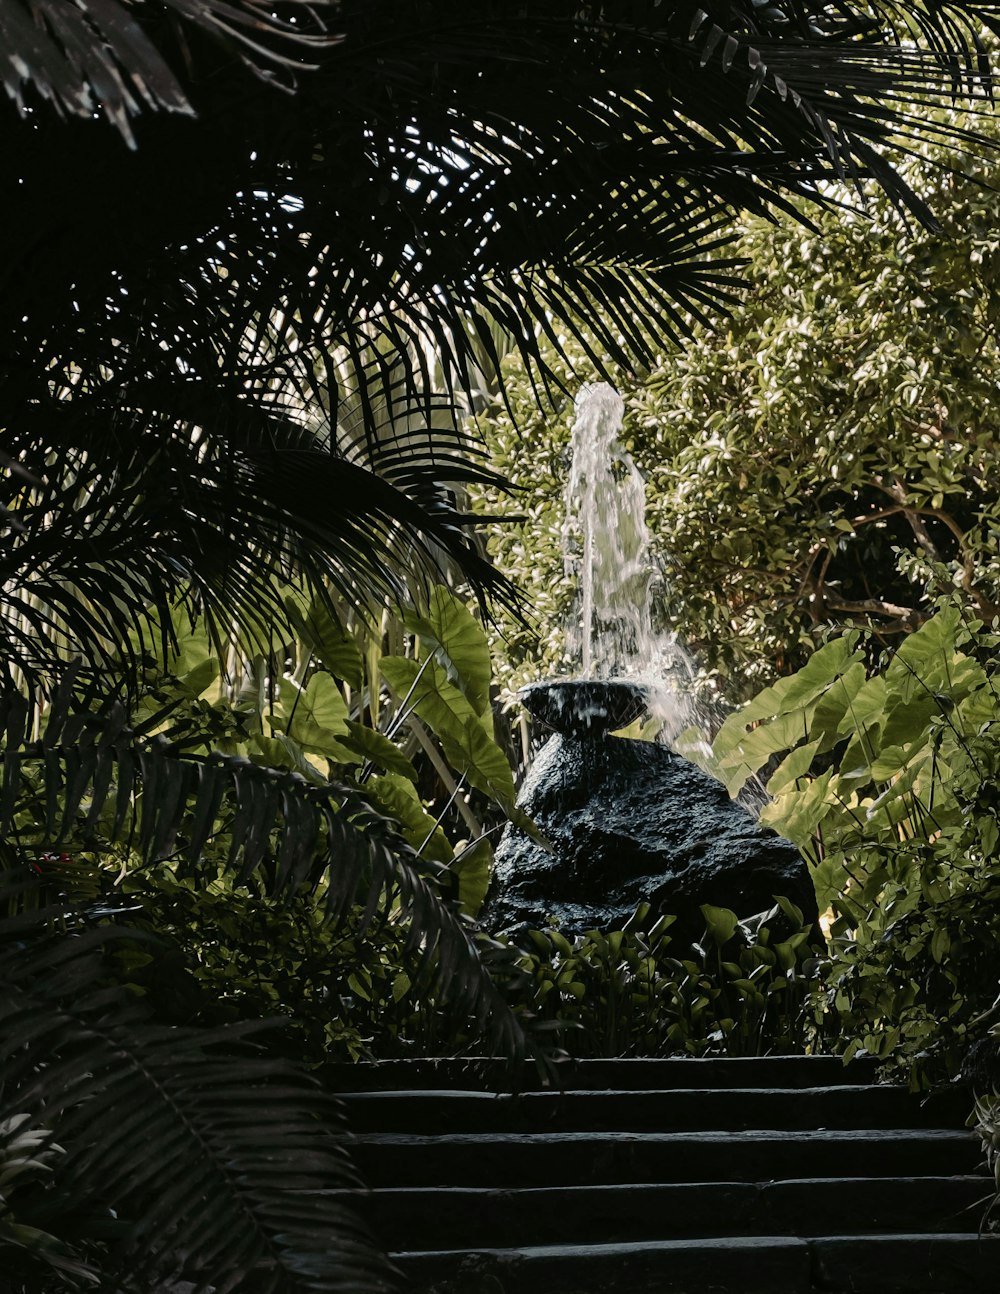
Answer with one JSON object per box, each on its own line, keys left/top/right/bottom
{"left": 486, "top": 899, "right": 820, "bottom": 1060}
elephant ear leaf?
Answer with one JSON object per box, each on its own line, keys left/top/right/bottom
{"left": 450, "top": 836, "right": 493, "bottom": 918}
{"left": 403, "top": 586, "right": 493, "bottom": 725}
{"left": 285, "top": 595, "right": 365, "bottom": 690}
{"left": 274, "top": 673, "right": 352, "bottom": 757}
{"left": 366, "top": 773, "right": 453, "bottom": 864}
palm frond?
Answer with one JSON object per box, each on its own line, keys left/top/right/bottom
{"left": 0, "top": 376, "right": 519, "bottom": 696}
{"left": 0, "top": 0, "right": 337, "bottom": 143}
{"left": 0, "top": 675, "right": 527, "bottom": 1059}
{"left": 5, "top": 0, "right": 1000, "bottom": 699}
{"left": 0, "top": 875, "right": 397, "bottom": 1293}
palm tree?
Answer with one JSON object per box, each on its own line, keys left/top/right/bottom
{"left": 3, "top": 0, "right": 1000, "bottom": 1288}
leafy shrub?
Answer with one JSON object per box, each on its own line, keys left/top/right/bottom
{"left": 485, "top": 899, "right": 821, "bottom": 1059}
{"left": 712, "top": 597, "right": 1000, "bottom": 1084}
{"left": 472, "top": 103, "right": 1000, "bottom": 701}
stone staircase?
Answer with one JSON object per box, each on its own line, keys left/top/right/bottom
{"left": 336, "top": 1056, "right": 998, "bottom": 1294}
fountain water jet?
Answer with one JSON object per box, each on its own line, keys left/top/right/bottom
{"left": 557, "top": 381, "right": 693, "bottom": 741}
{"left": 563, "top": 382, "right": 652, "bottom": 678}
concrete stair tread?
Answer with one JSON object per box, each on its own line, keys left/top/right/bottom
{"left": 340, "top": 1053, "right": 987, "bottom": 1289}
{"left": 396, "top": 1233, "right": 1000, "bottom": 1294}
{"left": 342, "top": 1084, "right": 915, "bottom": 1097}
{"left": 328, "top": 1054, "right": 881, "bottom": 1092}
{"left": 360, "top": 1176, "right": 990, "bottom": 1248}
{"left": 396, "top": 1232, "right": 1000, "bottom": 1257}
{"left": 341, "top": 1084, "right": 969, "bottom": 1131}
{"left": 356, "top": 1127, "right": 975, "bottom": 1144}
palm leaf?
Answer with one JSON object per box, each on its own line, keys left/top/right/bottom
{"left": 5, "top": 0, "right": 1000, "bottom": 701}
{"left": 0, "top": 0, "right": 336, "bottom": 143}
{"left": 0, "top": 878, "right": 397, "bottom": 1293}
{"left": 0, "top": 381, "right": 519, "bottom": 697}
{"left": 0, "top": 676, "right": 527, "bottom": 1060}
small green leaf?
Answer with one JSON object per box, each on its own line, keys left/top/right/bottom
{"left": 700, "top": 903, "right": 739, "bottom": 946}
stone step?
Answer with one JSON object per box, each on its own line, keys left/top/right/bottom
{"left": 327, "top": 1053, "right": 881, "bottom": 1093}
{"left": 357, "top": 1176, "right": 991, "bottom": 1251}
{"left": 340, "top": 1083, "right": 968, "bottom": 1134}
{"left": 353, "top": 1127, "right": 982, "bottom": 1188}
{"left": 395, "top": 1233, "right": 1000, "bottom": 1294}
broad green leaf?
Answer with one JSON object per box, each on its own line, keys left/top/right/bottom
{"left": 700, "top": 903, "right": 739, "bottom": 946}
{"left": 885, "top": 606, "right": 964, "bottom": 687}
{"left": 808, "top": 662, "right": 867, "bottom": 748}
{"left": 286, "top": 597, "right": 365, "bottom": 690}
{"left": 834, "top": 674, "right": 888, "bottom": 741}
{"left": 381, "top": 655, "right": 481, "bottom": 750}
{"left": 381, "top": 657, "right": 549, "bottom": 848}
{"left": 365, "top": 773, "right": 453, "bottom": 864}
{"left": 250, "top": 734, "right": 327, "bottom": 785}
{"left": 180, "top": 658, "right": 220, "bottom": 699}
{"left": 455, "top": 714, "right": 518, "bottom": 809}
{"left": 929, "top": 926, "right": 951, "bottom": 964}
{"left": 714, "top": 635, "right": 860, "bottom": 764}
{"left": 716, "top": 705, "right": 817, "bottom": 797}
{"left": 879, "top": 695, "right": 940, "bottom": 750}
{"left": 450, "top": 836, "right": 493, "bottom": 917}
{"left": 767, "top": 739, "right": 821, "bottom": 796}
{"left": 809, "top": 852, "right": 847, "bottom": 911}
{"left": 867, "top": 744, "right": 912, "bottom": 782}
{"left": 164, "top": 616, "right": 215, "bottom": 678}
{"left": 762, "top": 768, "right": 835, "bottom": 847}
{"left": 278, "top": 673, "right": 350, "bottom": 746}
{"left": 403, "top": 586, "right": 493, "bottom": 723}
{"left": 339, "top": 721, "right": 418, "bottom": 782}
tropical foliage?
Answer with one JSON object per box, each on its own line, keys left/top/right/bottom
{"left": 473, "top": 100, "right": 1000, "bottom": 701}
{"left": 8, "top": 0, "right": 1000, "bottom": 1286}
{"left": 0, "top": 877, "right": 396, "bottom": 1294}
{"left": 0, "top": 584, "right": 543, "bottom": 1289}
{"left": 709, "top": 597, "right": 1000, "bottom": 1084}
{"left": 8, "top": 0, "right": 1000, "bottom": 697}
{"left": 489, "top": 899, "right": 820, "bottom": 1060}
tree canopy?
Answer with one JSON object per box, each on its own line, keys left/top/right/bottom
{"left": 476, "top": 102, "right": 1000, "bottom": 700}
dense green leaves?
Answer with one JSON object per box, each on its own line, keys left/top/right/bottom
{"left": 714, "top": 597, "right": 1000, "bottom": 1083}
{"left": 490, "top": 901, "right": 819, "bottom": 1059}
{"left": 474, "top": 101, "right": 1000, "bottom": 702}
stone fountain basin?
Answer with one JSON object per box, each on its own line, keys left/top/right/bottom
{"left": 519, "top": 678, "right": 648, "bottom": 738}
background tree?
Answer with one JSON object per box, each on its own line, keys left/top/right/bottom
{"left": 475, "top": 103, "right": 1000, "bottom": 705}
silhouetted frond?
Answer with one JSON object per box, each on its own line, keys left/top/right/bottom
{"left": 0, "top": 875, "right": 398, "bottom": 1293}
{"left": 0, "top": 678, "right": 527, "bottom": 1060}
{"left": 0, "top": 0, "right": 337, "bottom": 143}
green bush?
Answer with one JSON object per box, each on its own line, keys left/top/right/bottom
{"left": 486, "top": 899, "right": 821, "bottom": 1059}
{"left": 712, "top": 596, "right": 1000, "bottom": 1084}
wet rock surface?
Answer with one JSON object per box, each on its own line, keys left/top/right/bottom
{"left": 485, "top": 732, "right": 817, "bottom": 942}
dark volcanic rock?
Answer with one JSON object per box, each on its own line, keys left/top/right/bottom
{"left": 485, "top": 731, "right": 817, "bottom": 943}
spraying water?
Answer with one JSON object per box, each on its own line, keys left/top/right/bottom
{"left": 561, "top": 382, "right": 694, "bottom": 740}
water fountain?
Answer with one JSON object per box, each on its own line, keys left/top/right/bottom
{"left": 484, "top": 384, "right": 816, "bottom": 943}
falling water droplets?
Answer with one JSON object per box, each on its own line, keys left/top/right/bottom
{"left": 561, "top": 382, "right": 695, "bottom": 740}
